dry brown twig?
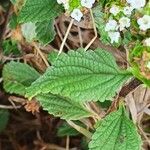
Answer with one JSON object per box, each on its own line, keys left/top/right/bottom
{"left": 84, "top": 9, "right": 97, "bottom": 51}
{"left": 33, "top": 42, "right": 50, "bottom": 67}
{"left": 58, "top": 19, "right": 74, "bottom": 55}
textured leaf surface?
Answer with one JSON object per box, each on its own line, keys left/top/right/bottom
{"left": 18, "top": 0, "right": 63, "bottom": 23}
{"left": 35, "top": 20, "right": 56, "bottom": 45}
{"left": 26, "top": 49, "right": 131, "bottom": 102}
{"left": 89, "top": 106, "right": 141, "bottom": 150}
{"left": 0, "top": 109, "right": 9, "bottom": 133}
{"left": 47, "top": 50, "right": 58, "bottom": 64}
{"left": 3, "top": 61, "right": 40, "bottom": 96}
{"left": 36, "top": 93, "right": 92, "bottom": 120}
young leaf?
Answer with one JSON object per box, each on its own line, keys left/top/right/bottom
{"left": 93, "top": 5, "right": 110, "bottom": 45}
{"left": 89, "top": 106, "right": 141, "bottom": 150}
{"left": 36, "top": 93, "right": 92, "bottom": 120}
{"left": 2, "top": 40, "right": 21, "bottom": 56}
{"left": 0, "top": 109, "right": 9, "bottom": 133}
{"left": 18, "top": 0, "right": 63, "bottom": 23}
{"left": 21, "top": 22, "right": 37, "bottom": 42}
{"left": 9, "top": 13, "right": 18, "bottom": 29}
{"left": 69, "top": 0, "right": 81, "bottom": 11}
{"left": 26, "top": 49, "right": 132, "bottom": 102}
{"left": 35, "top": 19, "right": 56, "bottom": 45}
{"left": 3, "top": 61, "right": 40, "bottom": 96}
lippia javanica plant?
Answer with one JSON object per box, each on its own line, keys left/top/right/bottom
{"left": 2, "top": 0, "right": 150, "bottom": 149}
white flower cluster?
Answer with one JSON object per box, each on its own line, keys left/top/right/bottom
{"left": 105, "top": 0, "right": 150, "bottom": 44}
{"left": 105, "top": 17, "right": 131, "bottom": 44}
{"left": 137, "top": 15, "right": 150, "bottom": 31}
{"left": 127, "top": 0, "right": 146, "bottom": 9}
{"left": 56, "top": 0, "right": 95, "bottom": 22}
{"left": 126, "top": 0, "right": 150, "bottom": 31}
{"left": 105, "top": 3, "right": 131, "bottom": 43}
{"left": 81, "top": 0, "right": 95, "bottom": 9}
{"left": 109, "top": 5, "right": 133, "bottom": 17}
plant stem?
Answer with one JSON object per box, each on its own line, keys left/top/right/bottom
{"left": 33, "top": 42, "right": 50, "bottom": 67}
{"left": 0, "top": 105, "right": 21, "bottom": 109}
{"left": 58, "top": 19, "right": 74, "bottom": 55}
{"left": 66, "top": 136, "right": 70, "bottom": 150}
{"left": 55, "top": 21, "right": 71, "bottom": 50}
{"left": 67, "top": 120, "right": 92, "bottom": 139}
{"left": 0, "top": 78, "right": 3, "bottom": 83}
{"left": 84, "top": 9, "right": 97, "bottom": 51}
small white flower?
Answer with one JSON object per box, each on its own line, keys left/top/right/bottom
{"left": 126, "top": 0, "right": 146, "bottom": 9}
{"left": 147, "top": 61, "right": 150, "bottom": 69}
{"left": 105, "top": 19, "right": 118, "bottom": 31}
{"left": 144, "top": 38, "right": 150, "bottom": 47}
{"left": 57, "top": 0, "right": 67, "bottom": 4}
{"left": 91, "top": 0, "right": 95, "bottom": 4}
{"left": 119, "top": 17, "right": 130, "bottom": 31}
{"left": 81, "top": 0, "right": 93, "bottom": 8}
{"left": 71, "top": 9, "right": 83, "bottom": 22}
{"left": 81, "top": 0, "right": 95, "bottom": 8}
{"left": 109, "top": 5, "right": 120, "bottom": 16}
{"left": 108, "top": 31, "right": 120, "bottom": 43}
{"left": 123, "top": 6, "right": 134, "bottom": 16}
{"left": 137, "top": 15, "right": 150, "bottom": 31}
{"left": 64, "top": 2, "right": 69, "bottom": 10}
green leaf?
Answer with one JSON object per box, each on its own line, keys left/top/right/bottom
{"left": 18, "top": 0, "right": 63, "bottom": 23}
{"left": 47, "top": 50, "right": 58, "bottom": 64}
{"left": 2, "top": 61, "right": 40, "bottom": 96}
{"left": 0, "top": 109, "right": 9, "bottom": 133}
{"left": 69, "top": 0, "right": 81, "bottom": 11}
{"left": 122, "top": 31, "right": 132, "bottom": 45}
{"left": 2, "top": 40, "right": 21, "bottom": 56}
{"left": 21, "top": 20, "right": 56, "bottom": 44}
{"left": 36, "top": 93, "right": 92, "bottom": 120}
{"left": 9, "top": 13, "right": 18, "bottom": 29}
{"left": 26, "top": 49, "right": 131, "bottom": 102}
{"left": 89, "top": 105, "right": 142, "bottom": 150}
{"left": 35, "top": 19, "right": 56, "bottom": 45}
{"left": 93, "top": 5, "right": 110, "bottom": 45}
{"left": 21, "top": 22, "right": 37, "bottom": 42}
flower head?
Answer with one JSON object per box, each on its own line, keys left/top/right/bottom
{"left": 108, "top": 31, "right": 120, "bottom": 43}
{"left": 144, "top": 38, "right": 150, "bottom": 47}
{"left": 57, "top": 0, "right": 67, "bottom": 4}
{"left": 147, "top": 61, "right": 150, "bottom": 69}
{"left": 137, "top": 15, "right": 150, "bottom": 31}
{"left": 57, "top": 0, "right": 69, "bottom": 10}
{"left": 119, "top": 17, "right": 130, "bottom": 31}
{"left": 71, "top": 9, "right": 83, "bottom": 22}
{"left": 81, "top": 0, "right": 95, "bottom": 8}
{"left": 126, "top": 0, "right": 146, "bottom": 9}
{"left": 123, "top": 6, "right": 134, "bottom": 16}
{"left": 105, "top": 19, "right": 118, "bottom": 31}
{"left": 64, "top": 2, "right": 69, "bottom": 10}
{"left": 109, "top": 5, "right": 120, "bottom": 16}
